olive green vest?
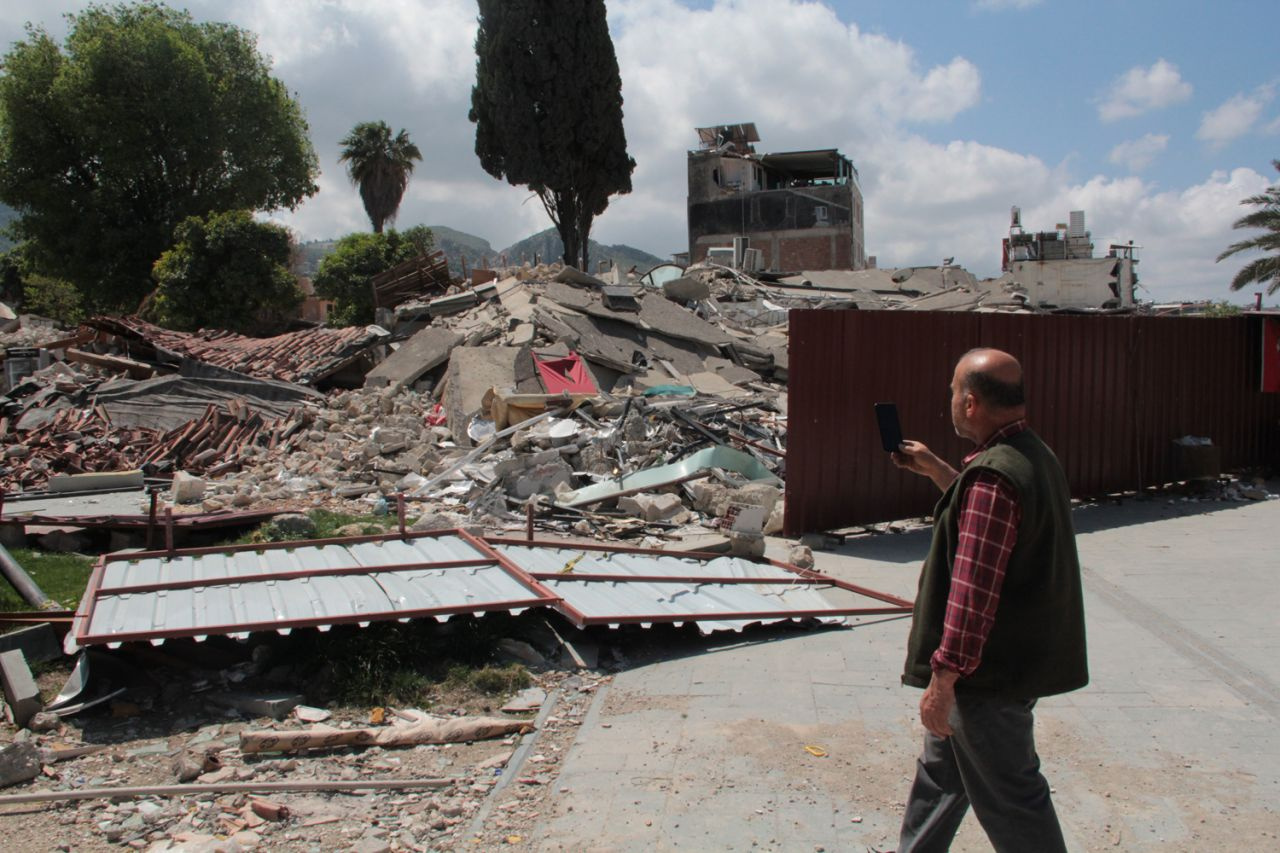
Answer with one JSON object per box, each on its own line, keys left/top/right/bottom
{"left": 902, "top": 428, "right": 1088, "bottom": 698}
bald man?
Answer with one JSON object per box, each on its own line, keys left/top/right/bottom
{"left": 890, "top": 348, "right": 1087, "bottom": 853}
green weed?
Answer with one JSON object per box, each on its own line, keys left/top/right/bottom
{"left": 0, "top": 549, "right": 94, "bottom": 613}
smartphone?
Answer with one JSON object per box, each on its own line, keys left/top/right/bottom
{"left": 874, "top": 402, "right": 903, "bottom": 453}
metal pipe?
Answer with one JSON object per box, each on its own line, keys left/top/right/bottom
{"left": 146, "top": 488, "right": 158, "bottom": 550}
{"left": 0, "top": 542, "right": 52, "bottom": 609}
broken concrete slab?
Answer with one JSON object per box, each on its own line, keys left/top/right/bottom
{"left": 0, "top": 649, "right": 42, "bottom": 728}
{"left": 686, "top": 371, "right": 750, "bottom": 399}
{"left": 553, "top": 266, "right": 610, "bottom": 288}
{"left": 662, "top": 276, "right": 712, "bottom": 303}
{"left": 46, "top": 469, "right": 145, "bottom": 494}
{"left": 441, "top": 346, "right": 539, "bottom": 445}
{"left": 500, "top": 687, "right": 548, "bottom": 714}
{"left": 207, "top": 692, "right": 304, "bottom": 720}
{"left": 496, "top": 277, "right": 537, "bottom": 323}
{"left": 363, "top": 326, "right": 463, "bottom": 392}
{"left": 0, "top": 623, "right": 63, "bottom": 665}
{"left": 617, "top": 492, "right": 690, "bottom": 523}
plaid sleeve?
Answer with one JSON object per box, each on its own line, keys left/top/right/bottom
{"left": 930, "top": 469, "right": 1020, "bottom": 677}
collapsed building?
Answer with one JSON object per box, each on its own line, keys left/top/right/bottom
{"left": 999, "top": 207, "right": 1139, "bottom": 310}
{"left": 686, "top": 123, "right": 867, "bottom": 271}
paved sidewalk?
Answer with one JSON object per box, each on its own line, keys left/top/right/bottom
{"left": 521, "top": 491, "right": 1280, "bottom": 852}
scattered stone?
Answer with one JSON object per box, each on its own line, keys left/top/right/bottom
{"left": 171, "top": 471, "right": 206, "bottom": 504}
{"left": 0, "top": 741, "right": 42, "bottom": 788}
{"left": 268, "top": 513, "right": 317, "bottom": 539}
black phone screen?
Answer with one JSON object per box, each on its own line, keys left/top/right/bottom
{"left": 874, "top": 402, "right": 902, "bottom": 452}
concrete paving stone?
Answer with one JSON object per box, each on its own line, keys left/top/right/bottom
{"left": 526, "top": 492, "right": 1280, "bottom": 851}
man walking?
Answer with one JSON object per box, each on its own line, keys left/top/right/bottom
{"left": 891, "top": 348, "right": 1087, "bottom": 852}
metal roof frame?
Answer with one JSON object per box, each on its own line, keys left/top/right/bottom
{"left": 66, "top": 529, "right": 913, "bottom": 652}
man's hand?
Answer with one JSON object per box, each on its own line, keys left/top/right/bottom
{"left": 920, "top": 669, "right": 959, "bottom": 738}
{"left": 892, "top": 440, "right": 958, "bottom": 492}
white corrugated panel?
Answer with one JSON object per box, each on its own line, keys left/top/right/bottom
{"left": 493, "top": 544, "right": 845, "bottom": 634}
{"left": 74, "top": 534, "right": 546, "bottom": 649}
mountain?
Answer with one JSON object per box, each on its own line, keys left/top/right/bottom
{"left": 500, "top": 228, "right": 666, "bottom": 273}
{"left": 428, "top": 225, "right": 495, "bottom": 276}
{"left": 293, "top": 238, "right": 338, "bottom": 278}
{"left": 291, "top": 225, "right": 668, "bottom": 280}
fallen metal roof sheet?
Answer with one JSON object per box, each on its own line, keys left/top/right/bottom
{"left": 85, "top": 316, "right": 389, "bottom": 385}
{"left": 66, "top": 531, "right": 912, "bottom": 652}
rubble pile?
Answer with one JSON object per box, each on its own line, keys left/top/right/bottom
{"left": 0, "top": 633, "right": 610, "bottom": 851}
{"left": 0, "top": 261, "right": 795, "bottom": 542}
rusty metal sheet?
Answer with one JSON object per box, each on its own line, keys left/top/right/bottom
{"left": 85, "top": 316, "right": 388, "bottom": 385}
{"left": 785, "top": 311, "right": 1280, "bottom": 534}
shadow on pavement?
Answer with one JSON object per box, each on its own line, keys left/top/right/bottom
{"left": 822, "top": 478, "right": 1279, "bottom": 566}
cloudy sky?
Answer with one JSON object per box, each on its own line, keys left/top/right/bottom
{"left": 4, "top": 0, "right": 1278, "bottom": 303}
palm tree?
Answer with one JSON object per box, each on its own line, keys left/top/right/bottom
{"left": 338, "top": 121, "right": 423, "bottom": 233}
{"left": 1217, "top": 159, "right": 1280, "bottom": 295}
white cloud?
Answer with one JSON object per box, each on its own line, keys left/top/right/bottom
{"left": 1108, "top": 134, "right": 1169, "bottom": 172}
{"left": 1197, "top": 85, "right": 1276, "bottom": 149}
{"left": 1030, "top": 167, "right": 1273, "bottom": 302}
{"left": 1, "top": 1, "right": 1271, "bottom": 304}
{"left": 1098, "top": 60, "right": 1192, "bottom": 121}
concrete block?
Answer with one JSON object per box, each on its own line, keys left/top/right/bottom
{"left": 172, "top": 471, "right": 206, "bottom": 504}
{"left": 0, "top": 622, "right": 62, "bottom": 664}
{"left": 207, "top": 692, "right": 303, "bottom": 720}
{"left": 363, "top": 326, "right": 462, "bottom": 392}
{"left": 662, "top": 276, "right": 711, "bottom": 303}
{"left": 0, "top": 649, "right": 42, "bottom": 728}
{"left": 618, "top": 492, "right": 689, "bottom": 522}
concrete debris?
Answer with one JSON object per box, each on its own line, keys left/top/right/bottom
{"left": 0, "top": 649, "right": 41, "bottom": 728}
{"left": 0, "top": 257, "right": 801, "bottom": 542}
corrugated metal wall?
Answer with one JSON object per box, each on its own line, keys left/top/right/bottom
{"left": 785, "top": 311, "right": 1280, "bottom": 534}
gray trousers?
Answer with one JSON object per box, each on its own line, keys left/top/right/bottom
{"left": 897, "top": 694, "right": 1067, "bottom": 853}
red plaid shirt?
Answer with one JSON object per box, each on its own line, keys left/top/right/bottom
{"left": 930, "top": 419, "right": 1027, "bottom": 677}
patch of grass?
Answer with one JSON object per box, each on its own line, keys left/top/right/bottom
{"left": 284, "top": 615, "right": 530, "bottom": 709}
{"left": 232, "top": 508, "right": 393, "bottom": 545}
{"left": 308, "top": 508, "right": 394, "bottom": 538}
{"left": 0, "top": 549, "right": 94, "bottom": 612}
{"left": 446, "top": 663, "right": 532, "bottom": 695}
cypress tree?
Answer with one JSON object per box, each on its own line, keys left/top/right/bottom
{"left": 469, "top": 0, "right": 636, "bottom": 272}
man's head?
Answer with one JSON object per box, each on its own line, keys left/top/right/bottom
{"left": 949, "top": 348, "right": 1026, "bottom": 444}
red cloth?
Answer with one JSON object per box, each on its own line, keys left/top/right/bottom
{"left": 534, "top": 352, "right": 597, "bottom": 394}
{"left": 930, "top": 420, "right": 1026, "bottom": 677}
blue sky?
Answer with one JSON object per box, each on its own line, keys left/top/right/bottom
{"left": 2, "top": 0, "right": 1277, "bottom": 303}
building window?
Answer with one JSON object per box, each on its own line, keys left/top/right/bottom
{"left": 814, "top": 206, "right": 829, "bottom": 226}
{"left": 712, "top": 168, "right": 720, "bottom": 186}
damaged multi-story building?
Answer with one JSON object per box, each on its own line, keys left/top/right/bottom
{"left": 1000, "top": 208, "right": 1138, "bottom": 310}
{"left": 686, "top": 123, "right": 866, "bottom": 272}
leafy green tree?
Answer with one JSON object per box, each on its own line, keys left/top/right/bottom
{"left": 0, "top": 2, "right": 319, "bottom": 313}
{"left": 1218, "top": 159, "right": 1280, "bottom": 295}
{"left": 469, "top": 0, "right": 635, "bottom": 272}
{"left": 339, "top": 121, "right": 423, "bottom": 234}
{"left": 149, "top": 210, "right": 302, "bottom": 334}
{"left": 313, "top": 226, "right": 434, "bottom": 326}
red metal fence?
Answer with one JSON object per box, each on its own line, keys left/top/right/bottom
{"left": 784, "top": 311, "right": 1280, "bottom": 534}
